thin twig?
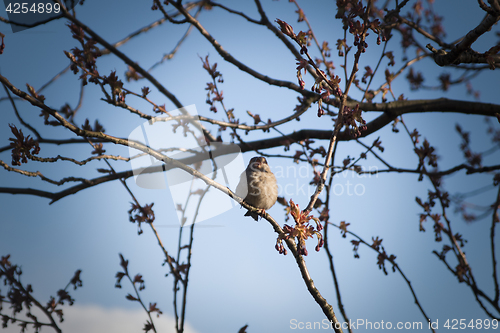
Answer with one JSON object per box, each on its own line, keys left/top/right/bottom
{"left": 491, "top": 186, "right": 500, "bottom": 303}
{"left": 328, "top": 221, "right": 435, "bottom": 332}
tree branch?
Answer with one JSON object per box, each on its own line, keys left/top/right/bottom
{"left": 427, "top": 10, "right": 500, "bottom": 67}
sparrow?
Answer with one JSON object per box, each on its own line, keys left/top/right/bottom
{"left": 235, "top": 156, "right": 278, "bottom": 221}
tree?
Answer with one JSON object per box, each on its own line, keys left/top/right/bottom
{"left": 1, "top": 0, "right": 499, "bottom": 332}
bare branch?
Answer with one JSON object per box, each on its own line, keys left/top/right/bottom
{"left": 55, "top": 0, "right": 217, "bottom": 143}
{"left": 491, "top": 186, "right": 500, "bottom": 303}
{"left": 427, "top": 11, "right": 500, "bottom": 67}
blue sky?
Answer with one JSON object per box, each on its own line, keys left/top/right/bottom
{"left": 1, "top": 1, "right": 500, "bottom": 332}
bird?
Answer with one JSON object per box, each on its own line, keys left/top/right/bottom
{"left": 235, "top": 156, "right": 278, "bottom": 221}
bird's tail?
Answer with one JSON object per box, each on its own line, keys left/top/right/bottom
{"left": 244, "top": 210, "right": 259, "bottom": 221}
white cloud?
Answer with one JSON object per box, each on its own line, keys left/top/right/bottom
{"left": 1, "top": 304, "right": 200, "bottom": 333}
